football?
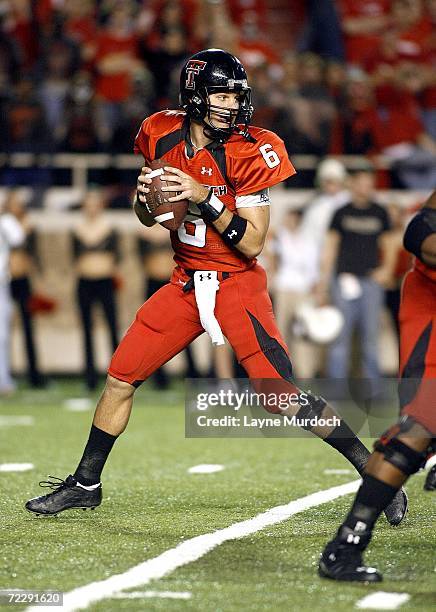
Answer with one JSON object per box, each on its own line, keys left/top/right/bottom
{"left": 143, "top": 158, "right": 189, "bottom": 231}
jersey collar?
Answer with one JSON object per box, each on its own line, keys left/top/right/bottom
{"left": 184, "top": 118, "right": 225, "bottom": 159}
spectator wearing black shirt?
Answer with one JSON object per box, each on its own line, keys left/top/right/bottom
{"left": 316, "top": 168, "right": 395, "bottom": 382}
{"left": 72, "top": 191, "right": 120, "bottom": 391}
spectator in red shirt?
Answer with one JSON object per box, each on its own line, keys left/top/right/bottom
{"left": 337, "top": 0, "right": 391, "bottom": 66}
{"left": 226, "top": 0, "right": 267, "bottom": 27}
{"left": 3, "top": 0, "right": 39, "bottom": 70}
{"left": 390, "top": 0, "right": 432, "bottom": 63}
{"left": 94, "top": 5, "right": 143, "bottom": 144}
{"left": 371, "top": 65, "right": 436, "bottom": 189}
{"left": 238, "top": 19, "right": 281, "bottom": 72}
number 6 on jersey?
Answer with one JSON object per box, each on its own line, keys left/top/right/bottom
{"left": 259, "top": 144, "right": 280, "bottom": 169}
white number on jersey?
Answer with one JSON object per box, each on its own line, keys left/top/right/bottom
{"left": 259, "top": 143, "right": 280, "bottom": 169}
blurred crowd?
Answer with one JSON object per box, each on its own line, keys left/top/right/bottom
{"left": 0, "top": 158, "right": 424, "bottom": 394}
{"left": 1, "top": 0, "right": 435, "bottom": 189}
{"left": 266, "top": 159, "right": 415, "bottom": 386}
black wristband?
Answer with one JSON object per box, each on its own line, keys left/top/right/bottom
{"left": 197, "top": 188, "right": 225, "bottom": 223}
{"left": 403, "top": 207, "right": 436, "bottom": 260}
{"left": 221, "top": 214, "right": 247, "bottom": 246}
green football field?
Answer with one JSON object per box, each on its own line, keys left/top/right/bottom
{"left": 1, "top": 381, "right": 435, "bottom": 611}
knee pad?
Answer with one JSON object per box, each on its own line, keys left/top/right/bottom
{"left": 374, "top": 437, "right": 427, "bottom": 476}
{"left": 296, "top": 393, "right": 327, "bottom": 431}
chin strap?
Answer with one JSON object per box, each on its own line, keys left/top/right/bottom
{"left": 202, "top": 123, "right": 257, "bottom": 144}
{"left": 236, "top": 127, "right": 257, "bottom": 143}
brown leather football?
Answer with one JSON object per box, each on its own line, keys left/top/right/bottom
{"left": 143, "top": 159, "right": 189, "bottom": 231}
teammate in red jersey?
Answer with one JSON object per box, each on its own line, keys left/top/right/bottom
{"left": 319, "top": 190, "right": 436, "bottom": 583}
{"left": 25, "top": 50, "right": 406, "bottom": 521}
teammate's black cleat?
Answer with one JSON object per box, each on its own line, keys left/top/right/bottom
{"left": 318, "top": 542, "right": 382, "bottom": 583}
{"left": 25, "top": 475, "right": 102, "bottom": 516}
{"left": 383, "top": 487, "right": 408, "bottom": 526}
{"left": 424, "top": 465, "right": 436, "bottom": 491}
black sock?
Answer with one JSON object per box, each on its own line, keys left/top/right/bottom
{"left": 336, "top": 474, "right": 399, "bottom": 550}
{"left": 323, "top": 421, "right": 370, "bottom": 474}
{"left": 74, "top": 425, "right": 118, "bottom": 486}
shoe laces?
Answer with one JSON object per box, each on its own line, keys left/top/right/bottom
{"left": 38, "top": 475, "right": 75, "bottom": 491}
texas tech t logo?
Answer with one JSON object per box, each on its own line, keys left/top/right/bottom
{"left": 185, "top": 60, "right": 207, "bottom": 90}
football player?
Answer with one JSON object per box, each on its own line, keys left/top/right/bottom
{"left": 25, "top": 49, "right": 406, "bottom": 522}
{"left": 319, "top": 190, "right": 436, "bottom": 583}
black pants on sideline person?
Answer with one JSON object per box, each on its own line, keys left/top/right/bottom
{"left": 10, "top": 276, "right": 44, "bottom": 387}
{"left": 77, "top": 277, "right": 118, "bottom": 391}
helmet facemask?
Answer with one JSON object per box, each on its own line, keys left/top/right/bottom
{"left": 202, "top": 85, "right": 253, "bottom": 141}
{"left": 182, "top": 85, "right": 253, "bottom": 142}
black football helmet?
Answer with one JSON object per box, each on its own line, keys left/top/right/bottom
{"left": 179, "top": 48, "right": 254, "bottom": 142}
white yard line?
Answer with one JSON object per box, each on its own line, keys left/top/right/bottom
{"left": 188, "top": 464, "right": 224, "bottom": 474}
{"left": 0, "top": 463, "right": 33, "bottom": 472}
{"left": 27, "top": 479, "right": 360, "bottom": 612}
{"left": 356, "top": 591, "right": 411, "bottom": 610}
{"left": 0, "top": 416, "right": 34, "bottom": 427}
{"left": 63, "top": 399, "right": 93, "bottom": 412}
{"left": 112, "top": 591, "right": 191, "bottom": 600}
{"left": 324, "top": 469, "right": 352, "bottom": 475}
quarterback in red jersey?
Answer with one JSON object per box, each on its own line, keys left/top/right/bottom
{"left": 25, "top": 50, "right": 405, "bottom": 523}
{"left": 320, "top": 190, "right": 436, "bottom": 583}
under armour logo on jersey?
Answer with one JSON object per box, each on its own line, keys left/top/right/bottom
{"left": 227, "top": 230, "right": 237, "bottom": 239}
{"left": 185, "top": 60, "right": 207, "bottom": 90}
{"left": 201, "top": 167, "right": 213, "bottom": 176}
{"left": 199, "top": 273, "right": 212, "bottom": 281}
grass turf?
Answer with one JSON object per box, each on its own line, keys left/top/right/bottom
{"left": 0, "top": 381, "right": 435, "bottom": 611}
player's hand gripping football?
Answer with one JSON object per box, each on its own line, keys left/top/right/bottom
{"left": 136, "top": 166, "right": 152, "bottom": 204}
{"left": 160, "top": 167, "right": 210, "bottom": 205}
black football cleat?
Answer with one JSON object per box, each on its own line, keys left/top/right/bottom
{"left": 25, "top": 475, "right": 102, "bottom": 516}
{"left": 318, "top": 542, "right": 382, "bottom": 583}
{"left": 383, "top": 487, "right": 408, "bottom": 526}
{"left": 424, "top": 465, "right": 436, "bottom": 491}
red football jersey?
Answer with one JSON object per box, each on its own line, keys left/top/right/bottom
{"left": 134, "top": 110, "right": 296, "bottom": 271}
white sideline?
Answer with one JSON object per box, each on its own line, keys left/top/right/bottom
{"left": 188, "top": 464, "right": 224, "bottom": 474}
{"left": 0, "top": 463, "right": 34, "bottom": 472}
{"left": 324, "top": 469, "right": 352, "bottom": 475}
{"left": 26, "top": 479, "right": 360, "bottom": 612}
{"left": 0, "top": 416, "right": 34, "bottom": 427}
{"left": 112, "top": 590, "right": 192, "bottom": 600}
{"left": 356, "top": 592, "right": 411, "bottom": 610}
